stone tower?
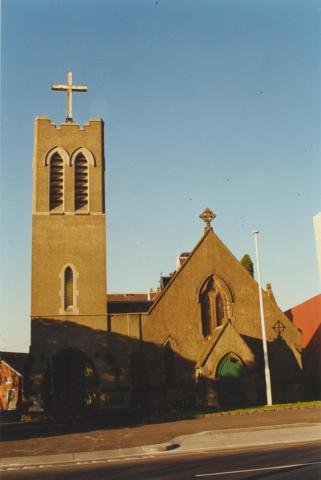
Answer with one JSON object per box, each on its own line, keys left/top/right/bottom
{"left": 28, "top": 76, "right": 109, "bottom": 412}
{"left": 31, "top": 116, "right": 107, "bottom": 330}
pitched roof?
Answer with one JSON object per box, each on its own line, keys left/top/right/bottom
{"left": 148, "top": 227, "right": 213, "bottom": 313}
{"left": 0, "top": 352, "right": 29, "bottom": 376}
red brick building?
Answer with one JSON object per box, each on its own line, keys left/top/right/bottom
{"left": 0, "top": 358, "right": 23, "bottom": 411}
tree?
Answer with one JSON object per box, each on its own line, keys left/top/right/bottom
{"left": 240, "top": 254, "right": 254, "bottom": 277}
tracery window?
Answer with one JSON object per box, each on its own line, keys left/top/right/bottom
{"left": 49, "top": 153, "right": 64, "bottom": 211}
{"left": 75, "top": 153, "right": 89, "bottom": 211}
{"left": 199, "top": 275, "right": 232, "bottom": 337}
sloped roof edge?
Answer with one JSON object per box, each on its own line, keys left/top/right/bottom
{"left": 0, "top": 359, "right": 23, "bottom": 377}
{"left": 148, "top": 227, "right": 213, "bottom": 314}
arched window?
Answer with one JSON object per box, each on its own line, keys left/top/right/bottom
{"left": 75, "top": 153, "right": 88, "bottom": 210}
{"left": 200, "top": 277, "right": 215, "bottom": 337}
{"left": 64, "top": 267, "right": 73, "bottom": 309}
{"left": 49, "top": 153, "right": 64, "bottom": 210}
{"left": 59, "top": 264, "right": 79, "bottom": 314}
{"left": 199, "top": 275, "right": 233, "bottom": 337}
{"left": 164, "top": 343, "right": 176, "bottom": 388}
{"left": 215, "top": 293, "right": 224, "bottom": 327}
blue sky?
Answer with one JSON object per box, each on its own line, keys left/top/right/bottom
{"left": 1, "top": 0, "right": 320, "bottom": 352}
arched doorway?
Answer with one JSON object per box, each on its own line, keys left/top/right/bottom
{"left": 43, "top": 348, "right": 98, "bottom": 413}
{"left": 216, "top": 353, "right": 247, "bottom": 407}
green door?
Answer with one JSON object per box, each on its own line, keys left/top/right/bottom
{"left": 217, "top": 354, "right": 246, "bottom": 407}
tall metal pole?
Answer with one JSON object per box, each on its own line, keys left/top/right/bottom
{"left": 252, "top": 230, "right": 273, "bottom": 406}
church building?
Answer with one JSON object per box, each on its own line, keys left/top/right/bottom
{"left": 26, "top": 74, "right": 303, "bottom": 414}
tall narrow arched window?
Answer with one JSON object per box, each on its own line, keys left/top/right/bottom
{"left": 215, "top": 293, "right": 224, "bottom": 327}
{"left": 64, "top": 267, "right": 73, "bottom": 309}
{"left": 200, "top": 277, "right": 215, "bottom": 337}
{"left": 59, "top": 264, "right": 79, "bottom": 315}
{"left": 49, "top": 153, "right": 64, "bottom": 210}
{"left": 75, "top": 153, "right": 89, "bottom": 211}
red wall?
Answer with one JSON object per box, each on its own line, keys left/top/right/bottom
{"left": 285, "top": 294, "right": 321, "bottom": 348}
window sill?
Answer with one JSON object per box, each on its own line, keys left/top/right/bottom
{"left": 58, "top": 308, "right": 80, "bottom": 315}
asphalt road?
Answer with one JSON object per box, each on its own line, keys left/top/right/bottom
{"left": 2, "top": 442, "right": 321, "bottom": 480}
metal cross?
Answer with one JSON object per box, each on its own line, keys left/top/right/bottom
{"left": 272, "top": 320, "right": 286, "bottom": 337}
{"left": 51, "top": 71, "right": 88, "bottom": 122}
{"left": 199, "top": 208, "right": 216, "bottom": 230}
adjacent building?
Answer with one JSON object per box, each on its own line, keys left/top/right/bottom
{"left": 0, "top": 354, "right": 26, "bottom": 412}
{"left": 285, "top": 294, "right": 321, "bottom": 400}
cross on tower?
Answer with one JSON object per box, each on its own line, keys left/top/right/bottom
{"left": 199, "top": 208, "right": 216, "bottom": 231}
{"left": 51, "top": 71, "right": 88, "bottom": 122}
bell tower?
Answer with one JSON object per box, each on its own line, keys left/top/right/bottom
{"left": 31, "top": 73, "right": 107, "bottom": 330}
{"left": 28, "top": 73, "right": 109, "bottom": 412}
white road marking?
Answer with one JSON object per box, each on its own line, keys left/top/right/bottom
{"left": 195, "top": 460, "right": 321, "bottom": 477}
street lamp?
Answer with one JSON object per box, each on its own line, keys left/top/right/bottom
{"left": 252, "top": 229, "right": 273, "bottom": 406}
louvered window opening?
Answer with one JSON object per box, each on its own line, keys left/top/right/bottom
{"left": 49, "top": 153, "right": 64, "bottom": 210}
{"left": 75, "top": 154, "right": 89, "bottom": 210}
{"left": 64, "top": 267, "right": 73, "bottom": 309}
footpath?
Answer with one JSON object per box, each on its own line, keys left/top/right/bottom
{"left": 1, "top": 406, "right": 321, "bottom": 470}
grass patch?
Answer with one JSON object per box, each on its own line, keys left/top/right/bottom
{"left": 198, "top": 400, "right": 321, "bottom": 417}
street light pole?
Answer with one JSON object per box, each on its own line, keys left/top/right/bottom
{"left": 252, "top": 230, "right": 273, "bottom": 406}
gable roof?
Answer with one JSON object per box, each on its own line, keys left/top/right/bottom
{"left": 196, "top": 321, "right": 255, "bottom": 370}
{"left": 147, "top": 225, "right": 258, "bottom": 314}
{"left": 0, "top": 352, "right": 29, "bottom": 376}
{"left": 145, "top": 224, "right": 300, "bottom": 342}
{"left": 148, "top": 227, "right": 213, "bottom": 313}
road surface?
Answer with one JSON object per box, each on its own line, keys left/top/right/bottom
{"left": 2, "top": 441, "right": 321, "bottom": 479}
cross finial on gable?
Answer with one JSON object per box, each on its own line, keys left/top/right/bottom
{"left": 199, "top": 208, "right": 216, "bottom": 231}
{"left": 51, "top": 71, "right": 88, "bottom": 123}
